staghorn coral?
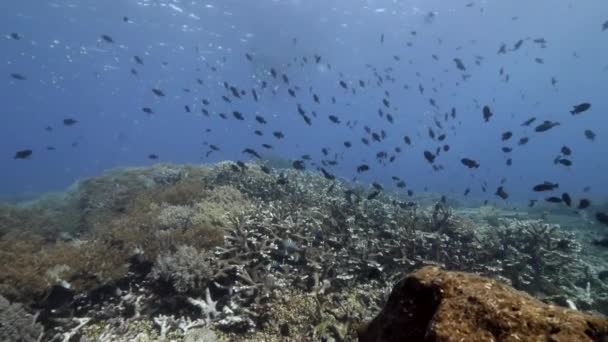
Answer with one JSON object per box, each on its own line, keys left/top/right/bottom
{"left": 0, "top": 295, "right": 43, "bottom": 342}
{"left": 151, "top": 245, "right": 214, "bottom": 295}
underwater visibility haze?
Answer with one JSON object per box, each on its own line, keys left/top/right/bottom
{"left": 1, "top": 0, "right": 608, "bottom": 340}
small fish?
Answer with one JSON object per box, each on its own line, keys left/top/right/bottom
{"left": 502, "top": 147, "right": 512, "bottom": 153}
{"left": 533, "top": 182, "right": 559, "bottom": 192}
{"left": 339, "top": 80, "right": 348, "bottom": 89}
{"left": 545, "top": 196, "right": 563, "bottom": 203}
{"left": 261, "top": 144, "right": 272, "bottom": 149}
{"left": 423, "top": 151, "right": 436, "bottom": 164}
{"left": 255, "top": 115, "right": 267, "bottom": 124}
{"left": 578, "top": 199, "right": 591, "bottom": 209}
{"left": 570, "top": 103, "right": 591, "bottom": 115}
{"left": 561, "top": 146, "right": 572, "bottom": 155}
{"left": 521, "top": 117, "right": 536, "bottom": 126}
{"left": 101, "top": 34, "right": 114, "bottom": 43}
{"left": 328, "top": 115, "right": 340, "bottom": 124}
{"left": 148, "top": 154, "right": 159, "bottom": 160}
{"left": 152, "top": 88, "right": 165, "bottom": 97}
{"left": 584, "top": 129, "right": 596, "bottom": 141}
{"left": 344, "top": 141, "right": 352, "bottom": 148}
{"left": 495, "top": 186, "right": 509, "bottom": 200}
{"left": 134, "top": 56, "right": 144, "bottom": 65}
{"left": 453, "top": 58, "right": 466, "bottom": 71}
{"left": 9, "top": 32, "right": 21, "bottom": 40}
{"left": 14, "top": 149, "right": 32, "bottom": 159}
{"left": 292, "top": 160, "right": 306, "bottom": 170}
{"left": 273, "top": 131, "right": 285, "bottom": 139}
{"left": 232, "top": 111, "right": 244, "bottom": 120}
{"left": 534, "top": 120, "right": 560, "bottom": 132}
{"left": 501, "top": 131, "right": 512, "bottom": 141}
{"left": 556, "top": 158, "right": 572, "bottom": 167}
{"left": 320, "top": 168, "right": 335, "bottom": 180}
{"left": 10, "top": 73, "right": 26, "bottom": 80}
{"left": 63, "top": 118, "right": 78, "bottom": 126}
{"left": 184, "top": 105, "right": 191, "bottom": 113}
{"left": 518, "top": 137, "right": 529, "bottom": 146}
{"left": 243, "top": 148, "right": 261, "bottom": 159}
{"left": 140, "top": 107, "right": 152, "bottom": 115}
{"left": 260, "top": 165, "right": 271, "bottom": 174}
{"left": 506, "top": 158, "right": 512, "bottom": 166}
{"left": 529, "top": 200, "right": 537, "bottom": 207}
{"left": 367, "top": 190, "right": 381, "bottom": 200}
{"left": 562, "top": 193, "right": 572, "bottom": 207}
{"left": 252, "top": 89, "right": 258, "bottom": 102}
{"left": 403, "top": 136, "right": 411, "bottom": 145}
{"left": 597, "top": 212, "right": 608, "bottom": 226}
{"left": 483, "top": 106, "right": 493, "bottom": 122}
{"left": 461, "top": 158, "right": 479, "bottom": 168}
{"left": 357, "top": 164, "right": 370, "bottom": 173}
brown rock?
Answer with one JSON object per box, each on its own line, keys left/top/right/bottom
{"left": 359, "top": 266, "right": 608, "bottom": 342}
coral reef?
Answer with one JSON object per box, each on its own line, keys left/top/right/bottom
{"left": 0, "top": 162, "right": 606, "bottom": 340}
{"left": 358, "top": 266, "right": 608, "bottom": 342}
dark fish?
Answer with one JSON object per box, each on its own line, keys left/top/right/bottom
{"left": 557, "top": 158, "right": 572, "bottom": 167}
{"left": 282, "top": 74, "right": 289, "bottom": 84}
{"left": 464, "top": 188, "right": 470, "bottom": 196}
{"left": 229, "top": 86, "right": 241, "bottom": 98}
{"left": 232, "top": 111, "right": 244, "bottom": 120}
{"left": 513, "top": 39, "right": 523, "bottom": 50}
{"left": 288, "top": 88, "right": 296, "bottom": 97}
{"left": 357, "top": 164, "right": 369, "bottom": 173}
{"left": 461, "top": 158, "right": 479, "bottom": 168}
{"left": 10, "top": 73, "right": 26, "bottom": 80}
{"left": 506, "top": 158, "right": 512, "bottom": 166}
{"left": 367, "top": 190, "right": 381, "bottom": 200}
{"left": 497, "top": 43, "right": 506, "bottom": 54}
{"left": 495, "top": 186, "right": 509, "bottom": 200}
{"left": 260, "top": 165, "right": 271, "bottom": 174}
{"left": 403, "top": 136, "right": 411, "bottom": 145}
{"left": 443, "top": 144, "right": 450, "bottom": 152}
{"left": 603, "top": 20, "right": 608, "bottom": 31}
{"left": 152, "top": 88, "right": 165, "bottom": 97}
{"left": 584, "top": 129, "right": 596, "bottom": 141}
{"left": 255, "top": 115, "right": 267, "bottom": 124}
{"left": 535, "top": 58, "right": 544, "bottom": 64}
{"left": 561, "top": 146, "right": 572, "bottom": 155}
{"left": 482, "top": 106, "right": 493, "bottom": 122}
{"left": 46, "top": 146, "right": 55, "bottom": 151}
{"left": 453, "top": 58, "right": 466, "bottom": 71}
{"left": 101, "top": 34, "right": 114, "bottom": 43}
{"left": 518, "top": 137, "right": 529, "bottom": 145}
{"left": 245, "top": 53, "right": 253, "bottom": 61}
{"left": 9, "top": 32, "right": 21, "bottom": 40}
{"left": 202, "top": 99, "right": 210, "bottom": 105}
{"left": 344, "top": 141, "right": 352, "bottom": 148}
{"left": 328, "top": 115, "right": 340, "bottom": 124}
{"left": 134, "top": 56, "right": 144, "bottom": 65}
{"left": 534, "top": 120, "right": 560, "bottom": 132}
{"left": 501, "top": 147, "right": 512, "bottom": 153}
{"left": 533, "top": 182, "right": 559, "bottom": 192}
{"left": 597, "top": 212, "right": 608, "bottom": 226}
{"left": 254, "top": 130, "right": 263, "bottom": 136}
{"left": 529, "top": 200, "right": 537, "bottom": 207}
{"left": 243, "top": 148, "right": 261, "bottom": 159}
{"left": 501, "top": 131, "right": 513, "bottom": 141}
{"left": 14, "top": 149, "right": 32, "bottom": 159}
{"left": 209, "top": 144, "right": 220, "bottom": 151}
{"left": 252, "top": 89, "right": 258, "bottom": 102}
{"left": 423, "top": 151, "right": 436, "bottom": 164}
{"left": 570, "top": 103, "right": 591, "bottom": 115}
{"left": 578, "top": 199, "right": 591, "bottom": 209}
{"left": 521, "top": 117, "right": 536, "bottom": 126}
{"left": 320, "top": 168, "right": 335, "bottom": 180}
{"left": 301, "top": 154, "right": 311, "bottom": 161}
{"left": 545, "top": 196, "right": 563, "bottom": 203}
{"left": 63, "top": 118, "right": 78, "bottom": 126}
{"left": 292, "top": 160, "right": 306, "bottom": 170}
{"left": 339, "top": 80, "right": 348, "bottom": 89}
{"left": 261, "top": 144, "right": 272, "bottom": 149}
{"left": 313, "top": 94, "right": 320, "bottom": 103}
{"left": 273, "top": 131, "right": 284, "bottom": 139}
{"left": 396, "top": 181, "right": 406, "bottom": 188}
{"left": 437, "top": 134, "right": 446, "bottom": 141}
{"left": 148, "top": 154, "right": 159, "bottom": 160}
{"left": 184, "top": 105, "right": 191, "bottom": 113}
{"left": 561, "top": 193, "right": 572, "bottom": 207}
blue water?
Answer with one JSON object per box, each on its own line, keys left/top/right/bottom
{"left": 1, "top": 0, "right": 607, "bottom": 205}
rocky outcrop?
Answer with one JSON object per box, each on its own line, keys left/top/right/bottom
{"left": 359, "top": 266, "right": 608, "bottom": 342}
